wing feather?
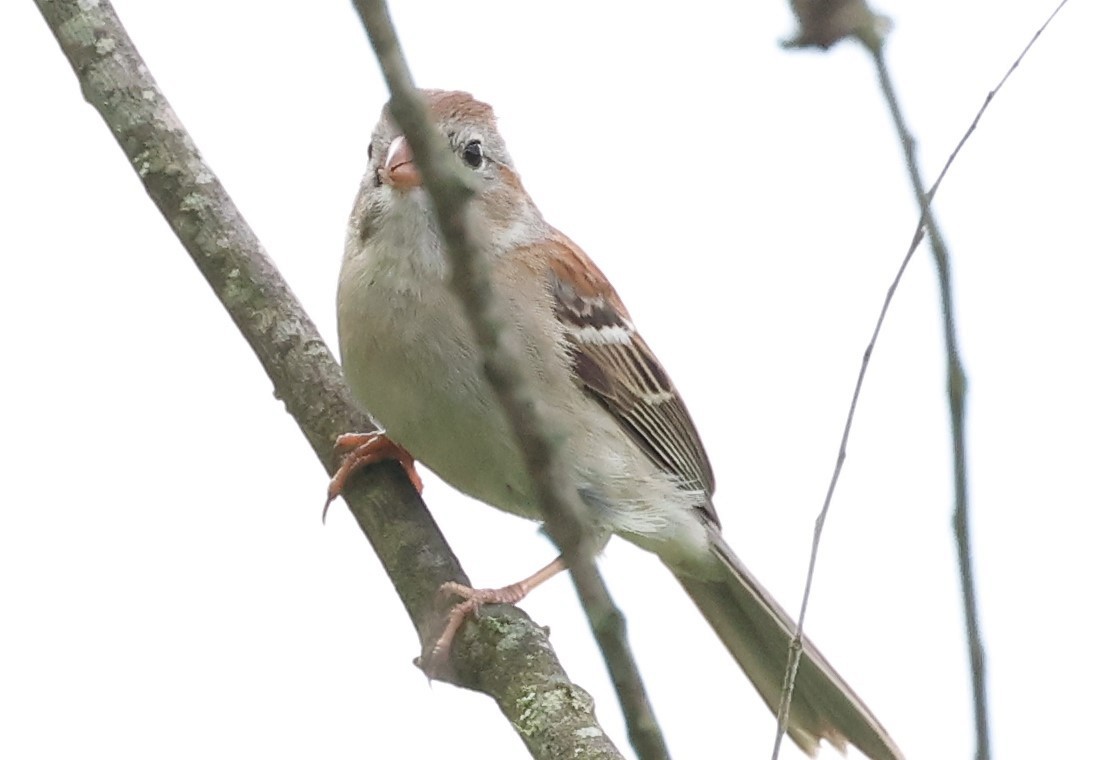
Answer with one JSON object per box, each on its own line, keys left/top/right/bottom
{"left": 539, "top": 234, "right": 718, "bottom": 524}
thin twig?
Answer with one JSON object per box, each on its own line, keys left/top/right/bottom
{"left": 867, "top": 35, "right": 980, "bottom": 760}
{"left": 349, "top": 2, "right": 669, "bottom": 758}
{"left": 34, "top": 1, "right": 624, "bottom": 757}
{"left": 773, "top": 3, "right": 1070, "bottom": 758}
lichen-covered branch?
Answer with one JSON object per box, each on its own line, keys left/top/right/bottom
{"left": 33, "top": 1, "right": 621, "bottom": 757}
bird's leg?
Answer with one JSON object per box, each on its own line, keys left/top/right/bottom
{"left": 323, "top": 432, "right": 423, "bottom": 520}
{"left": 426, "top": 556, "right": 568, "bottom": 676}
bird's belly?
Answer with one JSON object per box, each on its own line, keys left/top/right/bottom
{"left": 337, "top": 267, "right": 710, "bottom": 552}
{"left": 339, "top": 290, "right": 540, "bottom": 520}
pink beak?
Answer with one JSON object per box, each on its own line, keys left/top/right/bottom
{"left": 383, "top": 135, "right": 421, "bottom": 190}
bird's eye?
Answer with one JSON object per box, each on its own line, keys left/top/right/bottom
{"left": 462, "top": 139, "right": 484, "bottom": 168}
{"left": 367, "top": 142, "right": 374, "bottom": 161}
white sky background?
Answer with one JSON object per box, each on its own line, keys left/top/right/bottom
{"left": 2, "top": 1, "right": 1106, "bottom": 758}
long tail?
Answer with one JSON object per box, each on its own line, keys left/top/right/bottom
{"left": 666, "top": 530, "right": 903, "bottom": 760}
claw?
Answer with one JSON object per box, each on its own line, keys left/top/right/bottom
{"left": 422, "top": 557, "right": 567, "bottom": 678}
{"left": 323, "top": 432, "right": 422, "bottom": 522}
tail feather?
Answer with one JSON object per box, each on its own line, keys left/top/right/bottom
{"left": 667, "top": 532, "right": 903, "bottom": 760}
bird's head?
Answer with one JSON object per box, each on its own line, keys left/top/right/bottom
{"left": 353, "top": 89, "right": 546, "bottom": 266}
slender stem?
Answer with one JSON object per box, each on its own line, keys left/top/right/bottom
{"left": 867, "top": 38, "right": 989, "bottom": 760}
{"left": 350, "top": 2, "right": 669, "bottom": 757}
{"left": 774, "top": 3, "right": 1070, "bottom": 758}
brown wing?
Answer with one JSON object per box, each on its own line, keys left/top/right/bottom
{"left": 542, "top": 234, "right": 718, "bottom": 524}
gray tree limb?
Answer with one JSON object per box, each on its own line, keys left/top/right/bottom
{"left": 33, "top": 1, "right": 622, "bottom": 757}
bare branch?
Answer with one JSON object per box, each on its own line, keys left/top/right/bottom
{"left": 774, "top": 3, "right": 1070, "bottom": 759}
{"left": 33, "top": 0, "right": 622, "bottom": 757}
{"left": 349, "top": 2, "right": 670, "bottom": 758}
{"left": 864, "top": 39, "right": 979, "bottom": 760}
{"left": 783, "top": 0, "right": 890, "bottom": 50}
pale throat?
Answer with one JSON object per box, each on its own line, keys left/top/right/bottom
{"left": 369, "top": 190, "right": 450, "bottom": 285}
{"left": 370, "top": 188, "right": 547, "bottom": 288}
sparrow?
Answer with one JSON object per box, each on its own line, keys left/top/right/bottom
{"left": 332, "top": 89, "right": 902, "bottom": 760}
